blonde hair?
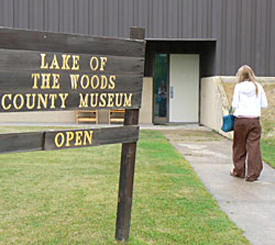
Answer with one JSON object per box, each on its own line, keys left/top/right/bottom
{"left": 236, "top": 65, "right": 258, "bottom": 95}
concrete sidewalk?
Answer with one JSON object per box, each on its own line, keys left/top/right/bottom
{"left": 156, "top": 125, "right": 275, "bottom": 245}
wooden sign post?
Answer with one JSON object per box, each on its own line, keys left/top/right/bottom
{"left": 0, "top": 26, "right": 145, "bottom": 241}
{"left": 115, "top": 27, "right": 145, "bottom": 241}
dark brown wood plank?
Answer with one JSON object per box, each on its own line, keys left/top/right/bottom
{"left": 0, "top": 90, "right": 142, "bottom": 112}
{"left": 0, "top": 49, "right": 145, "bottom": 75}
{"left": 0, "top": 126, "right": 139, "bottom": 154}
{"left": 0, "top": 132, "right": 44, "bottom": 153}
{"left": 115, "top": 27, "right": 145, "bottom": 242}
{"left": 0, "top": 27, "right": 145, "bottom": 58}
{"left": 44, "top": 125, "right": 139, "bottom": 150}
{"left": 0, "top": 70, "right": 143, "bottom": 93}
{"left": 92, "top": 126, "right": 139, "bottom": 146}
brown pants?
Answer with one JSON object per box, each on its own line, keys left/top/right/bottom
{"left": 232, "top": 117, "right": 263, "bottom": 181}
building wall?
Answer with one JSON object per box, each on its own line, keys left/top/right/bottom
{"left": 0, "top": 0, "right": 274, "bottom": 76}
{"left": 139, "top": 77, "right": 153, "bottom": 124}
{"left": 200, "top": 77, "right": 223, "bottom": 131}
{"left": 0, "top": 111, "right": 76, "bottom": 123}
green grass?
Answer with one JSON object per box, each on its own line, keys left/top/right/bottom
{"left": 261, "top": 120, "right": 275, "bottom": 168}
{"left": 261, "top": 139, "right": 275, "bottom": 168}
{"left": 0, "top": 130, "right": 249, "bottom": 244}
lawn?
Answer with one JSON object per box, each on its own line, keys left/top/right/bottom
{"left": 0, "top": 129, "right": 249, "bottom": 244}
{"left": 261, "top": 139, "right": 275, "bottom": 168}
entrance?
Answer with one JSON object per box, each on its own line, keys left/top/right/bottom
{"left": 148, "top": 40, "right": 216, "bottom": 124}
{"left": 169, "top": 54, "right": 199, "bottom": 122}
{"left": 153, "top": 53, "right": 199, "bottom": 124}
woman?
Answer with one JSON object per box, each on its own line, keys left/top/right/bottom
{"left": 231, "top": 65, "right": 268, "bottom": 181}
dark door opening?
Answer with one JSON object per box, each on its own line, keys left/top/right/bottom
{"left": 153, "top": 54, "right": 169, "bottom": 124}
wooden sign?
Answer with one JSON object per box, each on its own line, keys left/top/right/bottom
{"left": 0, "top": 27, "right": 144, "bottom": 112}
{"left": 0, "top": 27, "right": 146, "bottom": 242}
{"left": 0, "top": 126, "right": 139, "bottom": 153}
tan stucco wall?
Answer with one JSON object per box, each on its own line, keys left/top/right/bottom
{"left": 200, "top": 76, "right": 233, "bottom": 138}
{"left": 201, "top": 77, "right": 223, "bottom": 131}
{"left": 200, "top": 76, "right": 275, "bottom": 139}
{"left": 139, "top": 77, "right": 153, "bottom": 124}
{"left": 0, "top": 111, "right": 76, "bottom": 123}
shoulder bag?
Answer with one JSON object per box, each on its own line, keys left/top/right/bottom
{"left": 221, "top": 107, "right": 235, "bottom": 132}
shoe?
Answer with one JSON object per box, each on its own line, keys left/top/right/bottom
{"left": 245, "top": 177, "right": 258, "bottom": 182}
{"left": 230, "top": 169, "right": 245, "bottom": 179}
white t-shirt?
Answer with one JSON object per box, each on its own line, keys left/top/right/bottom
{"left": 232, "top": 81, "right": 268, "bottom": 117}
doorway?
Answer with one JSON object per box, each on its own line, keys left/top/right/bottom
{"left": 153, "top": 53, "right": 200, "bottom": 124}
{"left": 146, "top": 39, "right": 216, "bottom": 125}
{"left": 169, "top": 54, "right": 199, "bottom": 123}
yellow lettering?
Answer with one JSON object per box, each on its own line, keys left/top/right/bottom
{"left": 72, "top": 55, "right": 80, "bottom": 70}
{"left": 13, "top": 94, "right": 24, "bottom": 110}
{"left": 70, "top": 74, "right": 80, "bottom": 89}
{"left": 61, "top": 54, "right": 71, "bottom": 70}
{"left": 40, "top": 53, "right": 49, "bottom": 69}
{"left": 115, "top": 93, "right": 123, "bottom": 107}
{"left": 80, "top": 75, "right": 89, "bottom": 89}
{"left": 124, "top": 93, "right": 132, "bottom": 107}
{"left": 100, "top": 75, "right": 108, "bottom": 89}
{"left": 75, "top": 131, "right": 83, "bottom": 146}
{"left": 100, "top": 57, "right": 108, "bottom": 71}
{"left": 90, "top": 93, "right": 98, "bottom": 107}
{"left": 91, "top": 75, "right": 100, "bottom": 89}
{"left": 25, "top": 93, "right": 36, "bottom": 110}
{"left": 37, "top": 94, "right": 48, "bottom": 109}
{"left": 109, "top": 75, "right": 116, "bottom": 89}
{"left": 99, "top": 93, "right": 107, "bottom": 107}
{"left": 66, "top": 131, "right": 74, "bottom": 147}
{"left": 89, "top": 56, "right": 99, "bottom": 71}
{"left": 1, "top": 94, "right": 12, "bottom": 110}
{"left": 59, "top": 93, "right": 68, "bottom": 109}
{"left": 49, "top": 94, "right": 58, "bottom": 109}
{"left": 49, "top": 54, "right": 60, "bottom": 70}
{"left": 52, "top": 74, "right": 61, "bottom": 89}
{"left": 55, "top": 132, "right": 65, "bottom": 148}
{"left": 79, "top": 93, "right": 89, "bottom": 108}
{"left": 32, "top": 73, "right": 40, "bottom": 89}
{"left": 41, "top": 73, "right": 51, "bottom": 89}
{"left": 107, "top": 93, "right": 114, "bottom": 107}
{"left": 55, "top": 130, "right": 94, "bottom": 148}
{"left": 83, "top": 130, "right": 93, "bottom": 145}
